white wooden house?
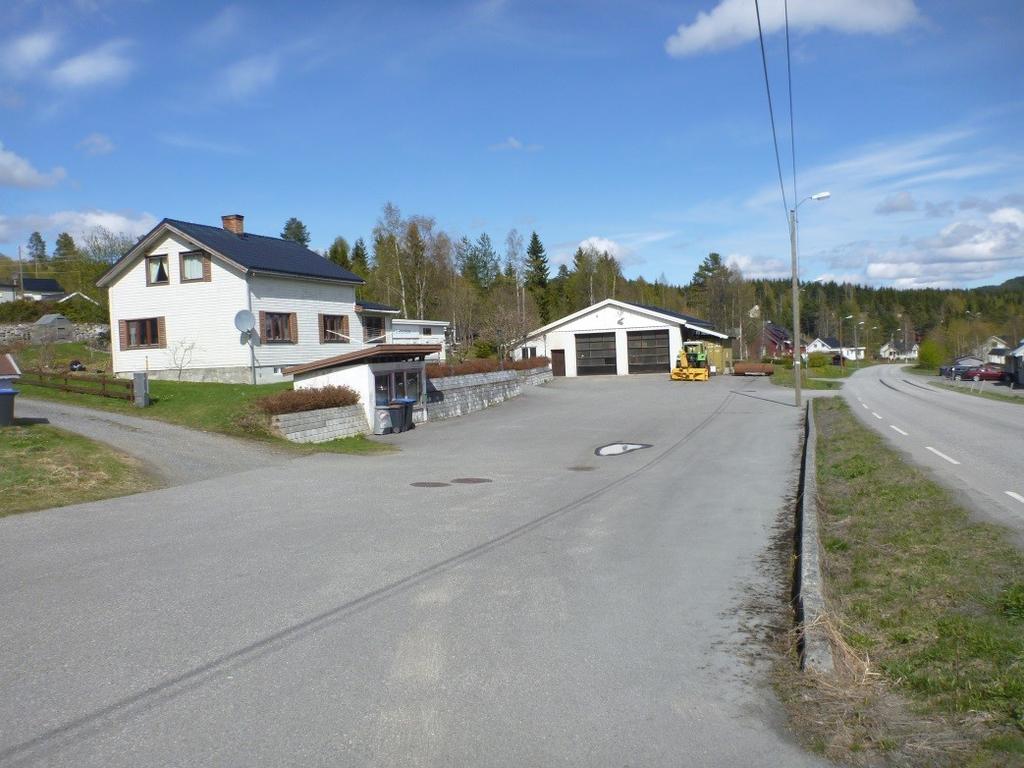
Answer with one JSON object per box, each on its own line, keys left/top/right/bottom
{"left": 97, "top": 215, "right": 398, "bottom": 383}
{"left": 879, "top": 340, "right": 919, "bottom": 361}
{"left": 391, "top": 318, "right": 449, "bottom": 360}
{"left": 514, "top": 299, "right": 727, "bottom": 377}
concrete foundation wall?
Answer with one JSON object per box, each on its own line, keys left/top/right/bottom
{"left": 426, "top": 370, "right": 521, "bottom": 421}
{"left": 271, "top": 404, "right": 369, "bottom": 443}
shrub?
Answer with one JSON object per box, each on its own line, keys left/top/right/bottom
{"left": 254, "top": 385, "right": 360, "bottom": 415}
{"left": 426, "top": 356, "right": 550, "bottom": 378}
{"left": 808, "top": 352, "right": 830, "bottom": 368}
{"left": 918, "top": 338, "right": 946, "bottom": 369}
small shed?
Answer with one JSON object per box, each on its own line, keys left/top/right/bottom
{"left": 0, "top": 352, "right": 21, "bottom": 383}
{"left": 31, "top": 313, "right": 73, "bottom": 344}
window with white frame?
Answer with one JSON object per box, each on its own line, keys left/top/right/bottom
{"left": 147, "top": 255, "right": 169, "bottom": 286}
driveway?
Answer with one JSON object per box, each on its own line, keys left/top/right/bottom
{"left": 843, "top": 364, "right": 1024, "bottom": 543}
{"left": 0, "top": 376, "right": 826, "bottom": 767}
{"left": 15, "top": 398, "right": 289, "bottom": 486}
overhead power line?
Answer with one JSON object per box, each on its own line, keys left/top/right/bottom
{"left": 754, "top": 0, "right": 789, "bottom": 221}
{"left": 785, "top": 0, "right": 797, "bottom": 209}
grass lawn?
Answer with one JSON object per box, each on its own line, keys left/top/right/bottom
{"left": 933, "top": 381, "right": 1024, "bottom": 406}
{"left": 905, "top": 364, "right": 940, "bottom": 377}
{"left": 10, "top": 341, "right": 112, "bottom": 373}
{"left": 770, "top": 366, "right": 844, "bottom": 390}
{"left": 1, "top": 423, "right": 159, "bottom": 516}
{"left": 778, "top": 398, "right": 1024, "bottom": 767}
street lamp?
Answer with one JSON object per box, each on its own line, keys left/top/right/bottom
{"left": 790, "top": 191, "right": 831, "bottom": 408}
{"left": 840, "top": 314, "right": 853, "bottom": 368}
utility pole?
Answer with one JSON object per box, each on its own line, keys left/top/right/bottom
{"left": 790, "top": 208, "right": 801, "bottom": 408}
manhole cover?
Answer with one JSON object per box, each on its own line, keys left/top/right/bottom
{"left": 450, "top": 477, "right": 492, "bottom": 484}
{"left": 595, "top": 442, "right": 651, "bottom": 457}
{"left": 410, "top": 482, "right": 450, "bottom": 488}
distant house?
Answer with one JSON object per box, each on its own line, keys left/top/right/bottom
{"left": 806, "top": 337, "right": 841, "bottom": 356}
{"left": 30, "top": 313, "right": 74, "bottom": 344}
{"left": 747, "top": 321, "right": 792, "bottom": 360}
{"left": 0, "top": 282, "right": 16, "bottom": 303}
{"left": 987, "top": 346, "right": 1011, "bottom": 365}
{"left": 880, "top": 340, "right": 919, "bottom": 361}
{"left": 1006, "top": 343, "right": 1024, "bottom": 388}
{"left": 96, "top": 214, "right": 387, "bottom": 383}
{"left": 972, "top": 335, "right": 1008, "bottom": 361}
{"left": 18, "top": 277, "right": 65, "bottom": 301}
{"left": 391, "top": 318, "right": 449, "bottom": 360}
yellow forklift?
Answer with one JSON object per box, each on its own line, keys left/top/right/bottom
{"left": 670, "top": 341, "right": 710, "bottom": 381}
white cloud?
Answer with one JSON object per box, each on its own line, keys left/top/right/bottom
{"left": 2, "top": 31, "right": 59, "bottom": 77}
{"left": 489, "top": 135, "right": 542, "bottom": 152}
{"left": 192, "top": 5, "right": 246, "bottom": 46}
{"left": 0, "top": 209, "right": 157, "bottom": 246}
{"left": 665, "top": 0, "right": 920, "bottom": 57}
{"left": 221, "top": 55, "right": 279, "bottom": 100}
{"left": 158, "top": 133, "right": 245, "bottom": 155}
{"left": 76, "top": 132, "right": 114, "bottom": 155}
{"left": 578, "top": 236, "right": 624, "bottom": 258}
{"left": 51, "top": 40, "right": 133, "bottom": 88}
{"left": 0, "top": 142, "right": 66, "bottom": 188}
{"left": 875, "top": 191, "right": 917, "bottom": 214}
{"left": 725, "top": 253, "right": 789, "bottom": 279}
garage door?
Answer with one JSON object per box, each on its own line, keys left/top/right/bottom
{"left": 575, "top": 332, "right": 617, "bottom": 375}
{"left": 627, "top": 330, "right": 670, "bottom": 374}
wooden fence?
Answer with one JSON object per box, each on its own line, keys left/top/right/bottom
{"left": 23, "top": 371, "right": 134, "bottom": 401}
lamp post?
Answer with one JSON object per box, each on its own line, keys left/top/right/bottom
{"left": 856, "top": 320, "right": 864, "bottom": 366}
{"left": 790, "top": 191, "right": 831, "bottom": 407}
{"left": 841, "top": 313, "right": 853, "bottom": 368}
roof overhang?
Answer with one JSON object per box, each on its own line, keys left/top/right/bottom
{"left": 524, "top": 298, "right": 728, "bottom": 340}
{"left": 285, "top": 344, "right": 442, "bottom": 377}
{"left": 356, "top": 304, "right": 401, "bottom": 315}
{"left": 392, "top": 318, "right": 450, "bottom": 327}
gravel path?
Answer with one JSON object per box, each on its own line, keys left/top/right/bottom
{"left": 15, "top": 398, "right": 289, "bottom": 486}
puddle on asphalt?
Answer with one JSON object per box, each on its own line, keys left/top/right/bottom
{"left": 594, "top": 442, "right": 652, "bottom": 457}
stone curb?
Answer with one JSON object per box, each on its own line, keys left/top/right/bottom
{"left": 797, "top": 401, "right": 835, "bottom": 675}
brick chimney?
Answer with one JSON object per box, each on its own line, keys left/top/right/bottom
{"left": 221, "top": 214, "right": 244, "bottom": 235}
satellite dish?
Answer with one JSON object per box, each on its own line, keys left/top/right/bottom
{"left": 234, "top": 309, "right": 255, "bottom": 333}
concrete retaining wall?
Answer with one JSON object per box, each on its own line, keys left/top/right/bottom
{"left": 271, "top": 404, "right": 369, "bottom": 443}
{"left": 426, "top": 370, "right": 520, "bottom": 420}
{"left": 796, "top": 401, "right": 835, "bottom": 675}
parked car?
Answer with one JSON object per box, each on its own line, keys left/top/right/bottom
{"left": 943, "top": 363, "right": 974, "bottom": 379}
{"left": 959, "top": 365, "right": 1003, "bottom": 382}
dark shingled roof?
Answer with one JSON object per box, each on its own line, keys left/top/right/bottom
{"left": 163, "top": 219, "right": 364, "bottom": 284}
{"left": 623, "top": 301, "right": 712, "bottom": 328}
{"left": 21, "top": 277, "right": 64, "bottom": 293}
{"left": 356, "top": 300, "right": 400, "bottom": 313}
{"left": 821, "top": 337, "right": 841, "bottom": 349}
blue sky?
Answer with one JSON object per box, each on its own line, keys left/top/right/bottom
{"left": 1, "top": 0, "right": 1022, "bottom": 289}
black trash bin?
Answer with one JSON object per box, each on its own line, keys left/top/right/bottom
{"left": 387, "top": 403, "right": 408, "bottom": 433}
{"left": 0, "top": 386, "right": 18, "bottom": 427}
{"left": 392, "top": 397, "right": 417, "bottom": 431}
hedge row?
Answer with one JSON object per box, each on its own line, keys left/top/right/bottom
{"left": 254, "top": 385, "right": 360, "bottom": 415}
{"left": 426, "top": 356, "right": 550, "bottom": 378}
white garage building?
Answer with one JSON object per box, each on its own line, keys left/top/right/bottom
{"left": 514, "top": 299, "right": 728, "bottom": 377}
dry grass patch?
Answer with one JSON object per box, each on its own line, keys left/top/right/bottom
{"left": 1, "top": 424, "right": 160, "bottom": 516}
{"left": 773, "top": 398, "right": 1024, "bottom": 767}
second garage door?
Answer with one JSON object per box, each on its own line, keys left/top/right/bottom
{"left": 627, "top": 330, "right": 670, "bottom": 374}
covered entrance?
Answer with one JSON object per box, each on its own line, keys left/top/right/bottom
{"left": 627, "top": 330, "right": 670, "bottom": 374}
{"left": 575, "top": 332, "right": 617, "bottom": 375}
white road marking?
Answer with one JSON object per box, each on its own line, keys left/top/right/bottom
{"left": 890, "top": 425, "right": 908, "bottom": 436}
{"left": 926, "top": 446, "right": 961, "bottom": 465}
{"left": 872, "top": 412, "right": 883, "bottom": 420}
{"left": 861, "top": 403, "right": 869, "bottom": 409}
{"left": 1006, "top": 491, "right": 1024, "bottom": 505}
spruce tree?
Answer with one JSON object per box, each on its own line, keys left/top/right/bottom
{"left": 525, "top": 231, "right": 551, "bottom": 322}
{"left": 350, "top": 238, "right": 369, "bottom": 276}
{"left": 27, "top": 231, "right": 47, "bottom": 266}
{"left": 281, "top": 217, "right": 311, "bottom": 247}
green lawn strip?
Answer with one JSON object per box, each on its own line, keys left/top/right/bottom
{"left": 15, "top": 379, "right": 396, "bottom": 455}
{"left": 932, "top": 381, "right": 1024, "bottom": 406}
{"left": 904, "top": 365, "right": 940, "bottom": 377}
{"left": 770, "top": 367, "right": 843, "bottom": 390}
{"left": 9, "top": 342, "right": 112, "bottom": 373}
{"left": 812, "top": 397, "right": 1024, "bottom": 765}
{"left": 0, "top": 423, "right": 159, "bottom": 516}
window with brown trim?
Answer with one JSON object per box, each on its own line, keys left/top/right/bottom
{"left": 261, "top": 311, "right": 297, "bottom": 343}
{"left": 363, "top": 316, "right": 385, "bottom": 343}
{"left": 320, "top": 314, "right": 350, "bottom": 343}
{"left": 121, "top": 317, "right": 165, "bottom": 349}
{"left": 146, "top": 255, "right": 169, "bottom": 286}
{"left": 179, "top": 250, "right": 211, "bottom": 283}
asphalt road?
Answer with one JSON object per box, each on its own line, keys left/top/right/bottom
{"left": 14, "top": 398, "right": 288, "bottom": 486}
{"left": 843, "top": 364, "right": 1024, "bottom": 544}
{"left": 0, "top": 376, "right": 826, "bottom": 767}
